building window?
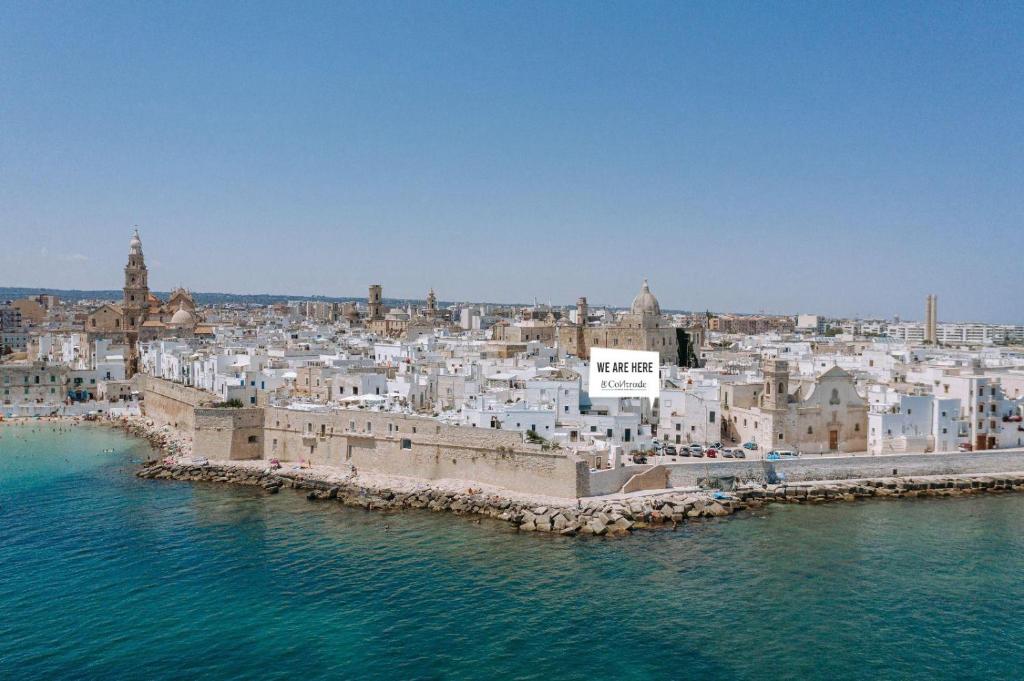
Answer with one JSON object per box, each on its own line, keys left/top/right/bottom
{"left": 708, "top": 411, "right": 716, "bottom": 423}
{"left": 855, "top": 423, "right": 860, "bottom": 432}
{"left": 401, "top": 438, "right": 412, "bottom": 450}
{"left": 247, "top": 435, "right": 259, "bottom": 444}
{"left": 807, "top": 426, "right": 813, "bottom": 435}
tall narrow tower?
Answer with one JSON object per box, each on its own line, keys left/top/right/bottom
{"left": 576, "top": 296, "right": 588, "bottom": 326}
{"left": 763, "top": 359, "right": 790, "bottom": 412}
{"left": 367, "top": 284, "right": 383, "bottom": 321}
{"left": 762, "top": 359, "right": 789, "bottom": 447}
{"left": 426, "top": 288, "right": 437, "bottom": 318}
{"left": 122, "top": 229, "right": 149, "bottom": 377}
{"left": 924, "top": 294, "right": 938, "bottom": 345}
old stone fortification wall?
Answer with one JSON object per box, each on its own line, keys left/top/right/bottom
{"left": 194, "top": 408, "right": 265, "bottom": 461}
{"left": 263, "top": 407, "right": 587, "bottom": 498}
{"left": 135, "top": 374, "right": 217, "bottom": 432}
{"left": 621, "top": 465, "right": 669, "bottom": 494}
{"left": 586, "top": 466, "right": 647, "bottom": 497}
{"left": 662, "top": 448, "right": 1024, "bottom": 488}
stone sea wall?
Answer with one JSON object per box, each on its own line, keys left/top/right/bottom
{"left": 261, "top": 406, "right": 587, "bottom": 498}
{"left": 135, "top": 460, "right": 1024, "bottom": 539}
{"left": 135, "top": 374, "right": 217, "bottom": 432}
{"left": 662, "top": 448, "right": 1024, "bottom": 488}
{"left": 194, "top": 407, "right": 264, "bottom": 460}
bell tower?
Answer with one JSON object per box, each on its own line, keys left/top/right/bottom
{"left": 367, "top": 284, "right": 383, "bottom": 321}
{"left": 426, "top": 288, "right": 437, "bottom": 318}
{"left": 760, "top": 358, "right": 790, "bottom": 447}
{"left": 122, "top": 229, "right": 149, "bottom": 377}
{"left": 763, "top": 359, "right": 789, "bottom": 411}
{"left": 576, "top": 296, "right": 588, "bottom": 326}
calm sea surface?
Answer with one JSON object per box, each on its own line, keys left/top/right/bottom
{"left": 1, "top": 424, "right": 1022, "bottom": 680}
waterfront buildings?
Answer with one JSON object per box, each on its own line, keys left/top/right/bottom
{"left": 3, "top": 232, "right": 1023, "bottom": 467}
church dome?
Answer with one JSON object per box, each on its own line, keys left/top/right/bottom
{"left": 170, "top": 306, "right": 195, "bottom": 327}
{"left": 630, "top": 279, "right": 661, "bottom": 316}
{"left": 129, "top": 229, "right": 143, "bottom": 255}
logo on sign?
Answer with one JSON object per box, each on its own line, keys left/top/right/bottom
{"left": 588, "top": 347, "right": 660, "bottom": 399}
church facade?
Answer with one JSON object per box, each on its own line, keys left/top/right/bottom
{"left": 722, "top": 360, "right": 868, "bottom": 454}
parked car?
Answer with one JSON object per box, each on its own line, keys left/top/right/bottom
{"left": 680, "top": 449, "right": 692, "bottom": 457}
{"left": 742, "top": 441, "right": 758, "bottom": 450}
{"left": 632, "top": 454, "right": 648, "bottom": 464}
{"left": 665, "top": 445, "right": 677, "bottom": 456}
{"left": 722, "top": 449, "right": 735, "bottom": 458}
{"left": 706, "top": 450, "right": 717, "bottom": 458}
{"left": 768, "top": 449, "right": 797, "bottom": 459}
{"left": 710, "top": 441, "right": 723, "bottom": 450}
{"left": 732, "top": 448, "right": 746, "bottom": 459}
{"left": 651, "top": 440, "right": 663, "bottom": 450}
{"left": 692, "top": 449, "right": 705, "bottom": 458}
{"left": 192, "top": 457, "right": 209, "bottom": 466}
{"left": 687, "top": 444, "right": 704, "bottom": 453}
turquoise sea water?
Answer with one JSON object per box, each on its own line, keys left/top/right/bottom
{"left": 1, "top": 424, "right": 1023, "bottom": 680}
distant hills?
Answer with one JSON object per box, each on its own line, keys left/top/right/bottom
{"left": 1, "top": 286, "right": 396, "bottom": 307}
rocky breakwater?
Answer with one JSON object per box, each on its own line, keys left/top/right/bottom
{"left": 516, "top": 494, "right": 738, "bottom": 537}
{"left": 119, "top": 418, "right": 191, "bottom": 457}
{"left": 134, "top": 461, "right": 744, "bottom": 537}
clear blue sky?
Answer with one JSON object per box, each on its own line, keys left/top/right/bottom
{"left": 1, "top": 1, "right": 1021, "bottom": 322}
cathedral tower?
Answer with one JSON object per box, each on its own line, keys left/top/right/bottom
{"left": 426, "top": 288, "right": 437, "bottom": 318}
{"left": 123, "top": 229, "right": 149, "bottom": 376}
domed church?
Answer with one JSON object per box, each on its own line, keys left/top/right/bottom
{"left": 557, "top": 279, "right": 681, "bottom": 363}
{"left": 86, "top": 231, "right": 212, "bottom": 375}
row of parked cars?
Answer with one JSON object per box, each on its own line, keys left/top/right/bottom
{"left": 654, "top": 441, "right": 748, "bottom": 459}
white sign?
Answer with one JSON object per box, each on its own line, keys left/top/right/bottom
{"left": 588, "top": 347, "right": 660, "bottom": 400}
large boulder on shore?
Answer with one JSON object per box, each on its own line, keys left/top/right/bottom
{"left": 608, "top": 518, "right": 634, "bottom": 535}
{"left": 705, "top": 502, "right": 730, "bottom": 517}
